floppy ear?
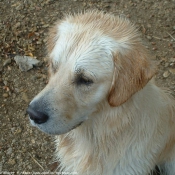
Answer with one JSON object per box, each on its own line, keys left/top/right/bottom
{"left": 108, "top": 48, "right": 156, "bottom": 107}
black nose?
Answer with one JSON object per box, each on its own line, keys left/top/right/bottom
{"left": 27, "top": 105, "right": 49, "bottom": 124}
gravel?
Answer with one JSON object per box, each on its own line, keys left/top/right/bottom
{"left": 0, "top": 0, "right": 175, "bottom": 174}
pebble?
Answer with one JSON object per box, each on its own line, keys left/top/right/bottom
{"left": 146, "top": 36, "right": 152, "bottom": 40}
{"left": 163, "top": 71, "right": 170, "bottom": 78}
{"left": 16, "top": 128, "right": 22, "bottom": 134}
{"left": 42, "top": 24, "right": 49, "bottom": 28}
{"left": 3, "top": 80, "right": 8, "bottom": 86}
{"left": 3, "top": 93, "right": 9, "bottom": 98}
{"left": 14, "top": 22, "right": 21, "bottom": 29}
{"left": 8, "top": 159, "right": 16, "bottom": 165}
{"left": 169, "top": 69, "right": 175, "bottom": 74}
{"left": 7, "top": 147, "right": 12, "bottom": 155}
{"left": 152, "top": 47, "right": 157, "bottom": 51}
{"left": 164, "top": 62, "right": 169, "bottom": 67}
{"left": 36, "top": 41, "right": 42, "bottom": 45}
{"left": 170, "top": 58, "right": 175, "bottom": 62}
{"left": 22, "top": 92, "right": 29, "bottom": 102}
{"left": 31, "top": 139, "right": 35, "bottom": 144}
{"left": 147, "top": 24, "right": 152, "bottom": 28}
{"left": 3, "top": 59, "right": 11, "bottom": 67}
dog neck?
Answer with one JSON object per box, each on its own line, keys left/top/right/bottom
{"left": 55, "top": 81, "right": 175, "bottom": 174}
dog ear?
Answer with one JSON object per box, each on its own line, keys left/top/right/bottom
{"left": 108, "top": 48, "right": 156, "bottom": 107}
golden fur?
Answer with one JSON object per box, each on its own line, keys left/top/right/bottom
{"left": 28, "top": 11, "right": 175, "bottom": 175}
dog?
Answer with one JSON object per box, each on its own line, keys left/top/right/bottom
{"left": 27, "top": 11, "right": 175, "bottom": 175}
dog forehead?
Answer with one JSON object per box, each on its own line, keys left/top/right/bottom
{"left": 50, "top": 21, "right": 121, "bottom": 69}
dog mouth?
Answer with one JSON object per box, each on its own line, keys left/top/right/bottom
{"left": 71, "top": 121, "right": 83, "bottom": 130}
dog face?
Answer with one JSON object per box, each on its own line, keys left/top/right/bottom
{"left": 27, "top": 11, "right": 155, "bottom": 135}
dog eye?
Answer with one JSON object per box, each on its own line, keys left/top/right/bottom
{"left": 77, "top": 76, "right": 93, "bottom": 86}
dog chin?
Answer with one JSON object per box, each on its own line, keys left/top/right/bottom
{"left": 29, "top": 119, "right": 83, "bottom": 135}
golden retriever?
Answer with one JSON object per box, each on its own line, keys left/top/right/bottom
{"left": 27, "top": 11, "right": 175, "bottom": 175}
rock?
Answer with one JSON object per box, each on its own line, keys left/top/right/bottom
{"left": 7, "top": 147, "right": 12, "bottom": 155}
{"left": 37, "top": 61, "right": 43, "bottom": 67}
{"left": 164, "top": 62, "right": 169, "bottom": 67}
{"left": 3, "top": 80, "right": 8, "bottom": 86}
{"left": 147, "top": 24, "right": 151, "bottom": 28}
{"left": 169, "top": 69, "right": 175, "bottom": 74}
{"left": 163, "top": 71, "right": 170, "bottom": 78}
{"left": 3, "top": 93, "right": 9, "bottom": 98}
{"left": 170, "top": 58, "right": 175, "bottom": 62}
{"left": 31, "top": 139, "right": 35, "bottom": 144}
{"left": 14, "top": 55, "right": 40, "bottom": 71}
{"left": 14, "top": 22, "right": 21, "bottom": 28}
{"left": 146, "top": 35, "right": 152, "bottom": 40}
{"left": 3, "top": 58, "right": 11, "bottom": 67}
{"left": 22, "top": 92, "right": 29, "bottom": 102}
{"left": 8, "top": 159, "right": 16, "bottom": 165}
{"left": 152, "top": 47, "right": 157, "bottom": 51}
{"left": 16, "top": 128, "right": 22, "bottom": 134}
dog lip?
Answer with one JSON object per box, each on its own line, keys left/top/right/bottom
{"left": 71, "top": 121, "right": 83, "bottom": 130}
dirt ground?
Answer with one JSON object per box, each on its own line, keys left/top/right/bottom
{"left": 0, "top": 0, "right": 175, "bottom": 174}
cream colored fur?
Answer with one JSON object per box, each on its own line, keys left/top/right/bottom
{"left": 29, "top": 11, "right": 175, "bottom": 175}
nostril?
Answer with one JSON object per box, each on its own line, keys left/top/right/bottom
{"left": 27, "top": 105, "right": 49, "bottom": 124}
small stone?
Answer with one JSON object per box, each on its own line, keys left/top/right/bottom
{"left": 42, "top": 24, "right": 49, "bottom": 28}
{"left": 3, "top": 80, "right": 8, "bottom": 86}
{"left": 163, "top": 71, "right": 170, "bottom": 78}
{"left": 169, "top": 69, "right": 175, "bottom": 74}
{"left": 14, "top": 22, "right": 21, "bottom": 28}
{"left": 8, "top": 159, "right": 16, "bottom": 165}
{"left": 11, "top": 127, "right": 15, "bottom": 133}
{"left": 7, "top": 147, "right": 12, "bottom": 155}
{"left": 31, "top": 139, "right": 35, "bottom": 144}
{"left": 22, "top": 93, "right": 29, "bottom": 102}
{"left": 14, "top": 55, "right": 40, "bottom": 71}
{"left": 43, "top": 38, "right": 47, "bottom": 43}
{"left": 36, "top": 41, "right": 42, "bottom": 45}
{"left": 151, "top": 42, "right": 156, "bottom": 45}
{"left": 3, "top": 59, "right": 11, "bottom": 67}
{"left": 146, "top": 36, "right": 152, "bottom": 40}
{"left": 22, "top": 147, "right": 26, "bottom": 152}
{"left": 16, "top": 128, "right": 22, "bottom": 134}
{"left": 165, "top": 62, "right": 169, "bottom": 67}
{"left": 3, "top": 93, "right": 8, "bottom": 98}
{"left": 170, "top": 63, "right": 175, "bottom": 66}
{"left": 170, "top": 58, "right": 175, "bottom": 62}
{"left": 147, "top": 24, "right": 151, "bottom": 28}
{"left": 152, "top": 47, "right": 157, "bottom": 51}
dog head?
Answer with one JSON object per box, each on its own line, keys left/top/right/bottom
{"left": 27, "top": 11, "right": 155, "bottom": 135}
